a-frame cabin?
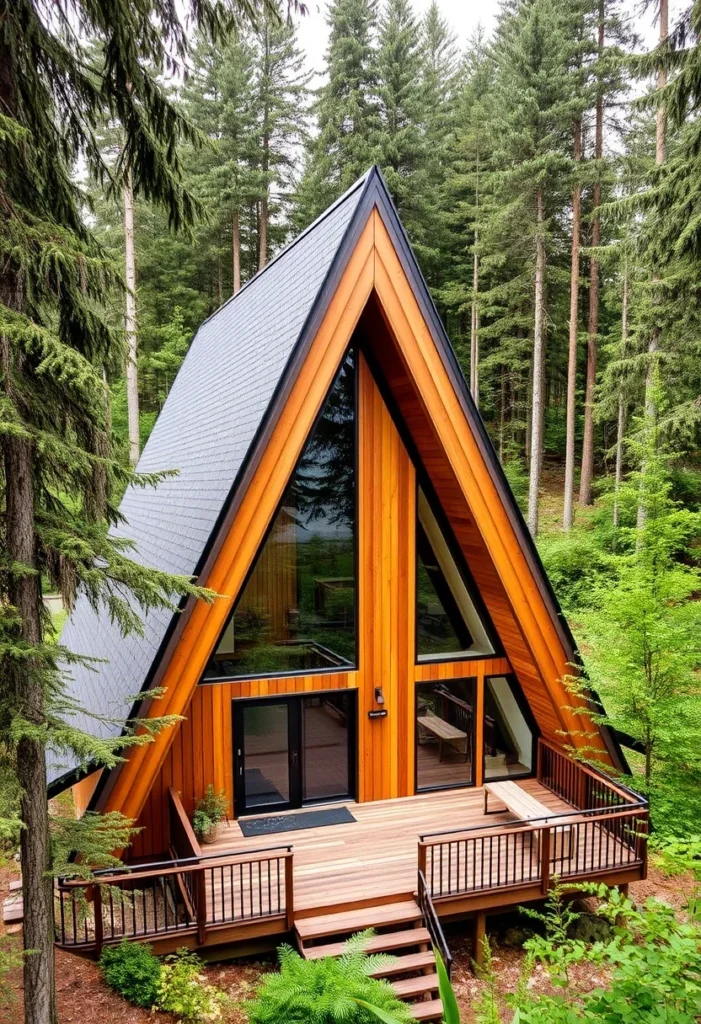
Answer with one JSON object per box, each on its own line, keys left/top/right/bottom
{"left": 52, "top": 169, "right": 647, "bottom": 1007}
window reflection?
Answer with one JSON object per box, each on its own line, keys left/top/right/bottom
{"left": 483, "top": 676, "right": 534, "bottom": 779}
{"left": 204, "top": 352, "right": 356, "bottom": 680}
{"left": 416, "top": 489, "right": 494, "bottom": 661}
{"left": 416, "top": 679, "right": 476, "bottom": 790}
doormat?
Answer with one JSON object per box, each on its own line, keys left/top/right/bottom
{"left": 239, "top": 805, "right": 356, "bottom": 837}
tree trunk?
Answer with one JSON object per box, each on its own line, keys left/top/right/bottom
{"left": 527, "top": 189, "right": 546, "bottom": 538}
{"left": 3, "top": 417, "right": 57, "bottom": 1024}
{"left": 232, "top": 208, "right": 241, "bottom": 295}
{"left": 563, "top": 118, "right": 583, "bottom": 531}
{"left": 124, "top": 168, "right": 139, "bottom": 467}
{"left": 638, "top": 0, "right": 668, "bottom": 532}
{"left": 579, "top": 4, "right": 604, "bottom": 507}
{"left": 470, "top": 150, "right": 480, "bottom": 408}
{"left": 613, "top": 264, "right": 629, "bottom": 531}
{"left": 499, "top": 369, "right": 506, "bottom": 462}
{"left": 258, "top": 197, "right": 268, "bottom": 272}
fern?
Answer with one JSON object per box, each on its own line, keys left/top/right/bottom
{"left": 248, "top": 931, "right": 411, "bottom": 1024}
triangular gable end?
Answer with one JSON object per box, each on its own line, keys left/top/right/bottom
{"left": 79, "top": 169, "right": 622, "bottom": 823}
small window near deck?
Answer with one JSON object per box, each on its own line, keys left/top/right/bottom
{"left": 483, "top": 676, "right": 534, "bottom": 780}
{"left": 415, "top": 489, "right": 494, "bottom": 661}
{"left": 416, "top": 679, "right": 476, "bottom": 791}
{"left": 203, "top": 351, "right": 356, "bottom": 680}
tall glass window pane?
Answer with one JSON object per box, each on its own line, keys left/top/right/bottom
{"left": 416, "top": 679, "right": 476, "bottom": 790}
{"left": 302, "top": 693, "right": 352, "bottom": 802}
{"left": 204, "top": 352, "right": 356, "bottom": 680}
{"left": 416, "top": 489, "right": 494, "bottom": 661}
{"left": 483, "top": 676, "right": 534, "bottom": 779}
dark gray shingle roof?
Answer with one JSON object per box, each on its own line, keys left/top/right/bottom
{"left": 50, "top": 175, "right": 368, "bottom": 787}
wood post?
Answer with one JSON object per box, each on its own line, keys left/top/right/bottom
{"left": 472, "top": 911, "right": 486, "bottom": 969}
{"left": 285, "top": 852, "right": 295, "bottom": 931}
{"left": 417, "top": 842, "right": 427, "bottom": 882}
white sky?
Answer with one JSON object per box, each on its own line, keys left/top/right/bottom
{"left": 294, "top": 0, "right": 687, "bottom": 83}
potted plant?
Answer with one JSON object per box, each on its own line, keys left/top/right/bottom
{"left": 192, "top": 785, "right": 228, "bottom": 844}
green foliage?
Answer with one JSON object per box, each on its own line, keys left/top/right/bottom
{"left": 537, "top": 532, "right": 617, "bottom": 611}
{"left": 520, "top": 882, "right": 596, "bottom": 986}
{"left": 0, "top": 935, "right": 24, "bottom": 1008}
{"left": 506, "top": 886, "right": 701, "bottom": 1024}
{"left": 100, "top": 940, "right": 162, "bottom": 1009}
{"left": 247, "top": 931, "right": 412, "bottom": 1024}
{"left": 157, "top": 949, "right": 228, "bottom": 1023}
{"left": 192, "top": 785, "right": 228, "bottom": 837}
{"left": 435, "top": 947, "right": 460, "bottom": 1024}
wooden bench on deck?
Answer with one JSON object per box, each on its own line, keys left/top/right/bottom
{"left": 417, "top": 713, "right": 468, "bottom": 761}
{"left": 484, "top": 780, "right": 574, "bottom": 859}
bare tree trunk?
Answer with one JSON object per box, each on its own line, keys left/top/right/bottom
{"left": 232, "top": 208, "right": 241, "bottom": 295}
{"left": 470, "top": 150, "right": 480, "bottom": 408}
{"left": 638, "top": 0, "right": 668, "bottom": 532}
{"left": 613, "top": 265, "right": 629, "bottom": 531}
{"left": 2, "top": 398, "right": 56, "bottom": 1024}
{"left": 563, "top": 118, "right": 583, "bottom": 531}
{"left": 579, "top": 4, "right": 604, "bottom": 507}
{"left": 528, "top": 189, "right": 546, "bottom": 537}
{"left": 258, "top": 197, "right": 268, "bottom": 272}
{"left": 499, "top": 369, "right": 506, "bottom": 462}
{"left": 124, "top": 168, "right": 139, "bottom": 467}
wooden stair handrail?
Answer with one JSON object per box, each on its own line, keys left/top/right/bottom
{"left": 168, "top": 786, "right": 202, "bottom": 858}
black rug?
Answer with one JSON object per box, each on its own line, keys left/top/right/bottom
{"left": 239, "top": 805, "right": 356, "bottom": 837}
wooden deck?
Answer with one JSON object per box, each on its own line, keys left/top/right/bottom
{"left": 208, "top": 780, "right": 573, "bottom": 912}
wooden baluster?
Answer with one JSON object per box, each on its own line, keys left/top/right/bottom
{"left": 540, "top": 827, "right": 551, "bottom": 895}
{"left": 418, "top": 842, "right": 427, "bottom": 883}
{"left": 93, "top": 885, "right": 103, "bottom": 957}
{"left": 285, "top": 852, "right": 295, "bottom": 931}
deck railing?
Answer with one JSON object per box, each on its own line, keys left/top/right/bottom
{"left": 417, "top": 869, "right": 453, "bottom": 978}
{"left": 418, "top": 742, "right": 648, "bottom": 902}
{"left": 55, "top": 845, "right": 294, "bottom": 955}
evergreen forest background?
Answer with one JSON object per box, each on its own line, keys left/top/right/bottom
{"left": 91, "top": 0, "right": 701, "bottom": 837}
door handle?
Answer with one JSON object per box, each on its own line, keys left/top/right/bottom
{"left": 290, "top": 750, "right": 298, "bottom": 767}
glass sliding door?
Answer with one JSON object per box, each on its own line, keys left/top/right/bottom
{"left": 415, "top": 679, "right": 476, "bottom": 791}
{"left": 239, "top": 702, "right": 292, "bottom": 811}
{"left": 302, "top": 693, "right": 352, "bottom": 803}
{"left": 234, "top": 691, "right": 356, "bottom": 815}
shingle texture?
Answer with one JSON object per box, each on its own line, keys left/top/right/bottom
{"left": 50, "top": 178, "right": 366, "bottom": 787}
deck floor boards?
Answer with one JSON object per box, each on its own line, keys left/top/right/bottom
{"left": 207, "top": 780, "right": 572, "bottom": 912}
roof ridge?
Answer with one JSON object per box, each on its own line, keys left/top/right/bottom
{"left": 197, "top": 170, "right": 373, "bottom": 331}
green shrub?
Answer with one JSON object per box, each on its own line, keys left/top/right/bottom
{"left": 248, "top": 931, "right": 411, "bottom": 1024}
{"left": 157, "top": 948, "right": 227, "bottom": 1023}
{"left": 537, "top": 531, "right": 617, "bottom": 610}
{"left": 99, "top": 939, "right": 162, "bottom": 1008}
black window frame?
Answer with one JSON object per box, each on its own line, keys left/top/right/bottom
{"left": 482, "top": 673, "right": 540, "bottom": 783}
{"left": 414, "top": 677, "right": 478, "bottom": 794}
{"left": 232, "top": 688, "right": 358, "bottom": 816}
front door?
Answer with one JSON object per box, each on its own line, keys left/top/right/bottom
{"left": 233, "top": 691, "right": 356, "bottom": 816}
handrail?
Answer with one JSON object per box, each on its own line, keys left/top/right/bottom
{"left": 417, "top": 869, "right": 452, "bottom": 978}
{"left": 419, "top": 799, "right": 647, "bottom": 844}
{"left": 55, "top": 844, "right": 295, "bottom": 953}
{"left": 537, "top": 738, "right": 644, "bottom": 805}
{"left": 57, "top": 843, "right": 293, "bottom": 886}
{"left": 168, "top": 786, "right": 201, "bottom": 859}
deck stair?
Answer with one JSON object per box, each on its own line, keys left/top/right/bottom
{"left": 295, "top": 898, "right": 443, "bottom": 1021}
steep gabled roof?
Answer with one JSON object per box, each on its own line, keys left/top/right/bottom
{"left": 50, "top": 173, "right": 371, "bottom": 790}
{"left": 51, "top": 166, "right": 624, "bottom": 798}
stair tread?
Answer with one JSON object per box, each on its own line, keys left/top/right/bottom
{"left": 302, "top": 927, "right": 432, "bottom": 959}
{"left": 392, "top": 973, "right": 440, "bottom": 998}
{"left": 410, "top": 999, "right": 444, "bottom": 1021}
{"left": 295, "top": 900, "right": 421, "bottom": 940}
{"left": 370, "top": 951, "right": 436, "bottom": 978}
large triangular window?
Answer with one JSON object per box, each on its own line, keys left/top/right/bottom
{"left": 203, "top": 351, "right": 356, "bottom": 680}
{"left": 416, "top": 488, "right": 494, "bottom": 661}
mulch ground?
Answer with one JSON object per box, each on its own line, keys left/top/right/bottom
{"left": 0, "top": 861, "right": 696, "bottom": 1024}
